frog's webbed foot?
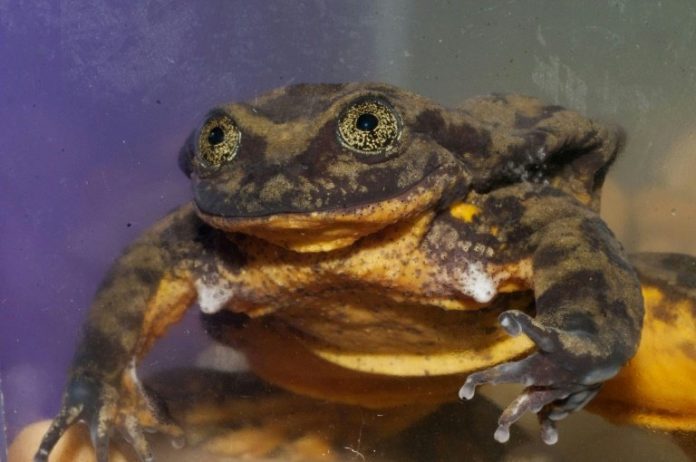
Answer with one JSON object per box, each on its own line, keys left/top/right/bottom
{"left": 34, "top": 373, "right": 184, "bottom": 462}
{"left": 459, "top": 310, "right": 615, "bottom": 445}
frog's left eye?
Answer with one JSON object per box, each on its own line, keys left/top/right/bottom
{"left": 337, "top": 98, "right": 401, "bottom": 154}
{"left": 197, "top": 114, "right": 241, "bottom": 167}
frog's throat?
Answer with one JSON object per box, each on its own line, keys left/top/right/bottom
{"left": 195, "top": 174, "right": 456, "bottom": 253}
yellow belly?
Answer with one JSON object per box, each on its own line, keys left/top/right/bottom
{"left": 220, "top": 291, "right": 535, "bottom": 408}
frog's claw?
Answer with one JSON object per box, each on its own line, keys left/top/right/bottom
{"left": 34, "top": 375, "right": 183, "bottom": 462}
{"left": 460, "top": 310, "right": 611, "bottom": 445}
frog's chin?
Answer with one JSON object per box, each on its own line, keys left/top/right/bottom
{"left": 195, "top": 175, "right": 453, "bottom": 253}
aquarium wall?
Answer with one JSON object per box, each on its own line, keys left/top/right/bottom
{"left": 377, "top": 1, "right": 696, "bottom": 255}
{"left": 2, "top": 1, "right": 695, "bottom": 461}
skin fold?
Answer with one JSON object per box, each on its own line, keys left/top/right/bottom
{"left": 34, "top": 83, "right": 671, "bottom": 461}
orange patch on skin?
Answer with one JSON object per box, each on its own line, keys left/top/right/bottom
{"left": 590, "top": 285, "right": 696, "bottom": 430}
{"left": 496, "top": 279, "right": 527, "bottom": 293}
{"left": 136, "top": 274, "right": 197, "bottom": 357}
{"left": 449, "top": 202, "right": 481, "bottom": 222}
{"left": 489, "top": 259, "right": 533, "bottom": 294}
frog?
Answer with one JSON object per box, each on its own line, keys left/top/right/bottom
{"left": 35, "top": 82, "right": 647, "bottom": 462}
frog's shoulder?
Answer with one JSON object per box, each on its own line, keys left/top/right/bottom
{"left": 458, "top": 93, "right": 626, "bottom": 210}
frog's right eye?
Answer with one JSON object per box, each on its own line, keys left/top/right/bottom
{"left": 197, "top": 114, "right": 241, "bottom": 167}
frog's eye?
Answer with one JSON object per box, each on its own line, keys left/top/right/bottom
{"left": 197, "top": 114, "right": 241, "bottom": 167}
{"left": 337, "top": 98, "right": 401, "bottom": 154}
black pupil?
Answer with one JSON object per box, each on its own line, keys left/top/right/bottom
{"left": 356, "top": 113, "right": 379, "bottom": 131}
{"left": 207, "top": 126, "right": 225, "bottom": 145}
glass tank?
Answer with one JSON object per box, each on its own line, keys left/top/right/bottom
{"left": 2, "top": 1, "right": 695, "bottom": 461}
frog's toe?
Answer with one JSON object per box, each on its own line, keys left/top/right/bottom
{"left": 460, "top": 355, "right": 601, "bottom": 444}
{"left": 493, "top": 388, "right": 568, "bottom": 443}
{"left": 493, "top": 385, "right": 600, "bottom": 445}
{"left": 458, "top": 354, "right": 555, "bottom": 400}
{"left": 91, "top": 421, "right": 112, "bottom": 462}
{"left": 543, "top": 386, "right": 600, "bottom": 420}
{"left": 460, "top": 309, "right": 615, "bottom": 445}
{"left": 121, "top": 414, "right": 155, "bottom": 462}
{"left": 498, "top": 310, "right": 559, "bottom": 353}
{"left": 539, "top": 419, "right": 558, "bottom": 445}
{"left": 35, "top": 377, "right": 104, "bottom": 462}
{"left": 119, "top": 382, "right": 184, "bottom": 460}
{"left": 35, "top": 375, "right": 183, "bottom": 462}
{"left": 536, "top": 385, "right": 601, "bottom": 444}
{"left": 34, "top": 408, "right": 81, "bottom": 461}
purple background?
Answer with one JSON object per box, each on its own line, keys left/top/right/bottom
{"left": 3, "top": 1, "right": 696, "bottom": 459}
{"left": 0, "top": 0, "right": 384, "bottom": 448}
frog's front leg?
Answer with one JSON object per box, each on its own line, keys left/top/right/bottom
{"left": 460, "top": 189, "right": 644, "bottom": 444}
{"left": 35, "top": 204, "right": 232, "bottom": 462}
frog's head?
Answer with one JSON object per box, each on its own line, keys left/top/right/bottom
{"left": 181, "top": 85, "right": 622, "bottom": 252}
{"left": 180, "top": 83, "right": 470, "bottom": 252}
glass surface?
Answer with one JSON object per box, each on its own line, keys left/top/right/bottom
{"left": 2, "top": 1, "right": 694, "bottom": 461}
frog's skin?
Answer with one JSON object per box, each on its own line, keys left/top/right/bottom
{"left": 589, "top": 252, "right": 696, "bottom": 431}
{"left": 36, "top": 83, "right": 645, "bottom": 462}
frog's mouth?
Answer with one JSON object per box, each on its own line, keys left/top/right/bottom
{"left": 195, "top": 172, "right": 455, "bottom": 253}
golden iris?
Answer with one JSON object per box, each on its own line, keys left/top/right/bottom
{"left": 338, "top": 99, "right": 401, "bottom": 154}
{"left": 197, "top": 114, "right": 241, "bottom": 167}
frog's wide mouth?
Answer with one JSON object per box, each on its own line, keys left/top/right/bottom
{"left": 195, "top": 171, "right": 456, "bottom": 252}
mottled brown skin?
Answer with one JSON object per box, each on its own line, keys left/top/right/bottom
{"left": 36, "top": 83, "right": 643, "bottom": 461}
{"left": 590, "top": 253, "right": 696, "bottom": 433}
